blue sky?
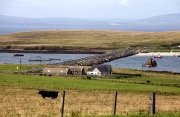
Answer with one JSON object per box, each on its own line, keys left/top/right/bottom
{"left": 0, "top": 0, "right": 179, "bottom": 19}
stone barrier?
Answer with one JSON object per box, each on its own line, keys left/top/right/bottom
{"left": 59, "top": 48, "right": 148, "bottom": 66}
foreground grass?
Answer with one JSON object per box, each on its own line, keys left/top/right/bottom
{"left": 1, "top": 87, "right": 180, "bottom": 117}
{"left": 1, "top": 86, "right": 180, "bottom": 117}
{"left": 0, "top": 30, "right": 180, "bottom": 51}
{"left": 0, "top": 65, "right": 180, "bottom": 116}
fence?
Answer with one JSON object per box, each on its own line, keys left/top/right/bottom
{"left": 0, "top": 88, "right": 180, "bottom": 117}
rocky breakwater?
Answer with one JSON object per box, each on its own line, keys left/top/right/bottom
{"left": 59, "top": 49, "right": 146, "bottom": 66}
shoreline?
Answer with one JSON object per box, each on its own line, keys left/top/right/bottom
{"left": 136, "top": 52, "right": 180, "bottom": 56}
{"left": 0, "top": 49, "right": 109, "bottom": 54}
{"left": 0, "top": 49, "right": 180, "bottom": 56}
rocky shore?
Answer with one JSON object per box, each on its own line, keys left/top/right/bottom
{"left": 0, "top": 49, "right": 111, "bottom": 54}
{"left": 0, "top": 45, "right": 114, "bottom": 54}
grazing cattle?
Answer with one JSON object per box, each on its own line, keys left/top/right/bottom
{"left": 38, "top": 90, "right": 59, "bottom": 99}
{"left": 146, "top": 80, "right": 150, "bottom": 83}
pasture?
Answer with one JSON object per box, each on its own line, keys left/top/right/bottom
{"left": 0, "top": 65, "right": 180, "bottom": 116}
{"left": 0, "top": 30, "right": 180, "bottom": 51}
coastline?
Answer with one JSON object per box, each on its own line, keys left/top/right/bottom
{"left": 136, "top": 52, "right": 180, "bottom": 56}
{"left": 1, "top": 49, "right": 180, "bottom": 56}
{"left": 0, "top": 49, "right": 109, "bottom": 54}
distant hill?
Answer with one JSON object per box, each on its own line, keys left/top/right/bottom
{"left": 0, "top": 15, "right": 110, "bottom": 27}
{"left": 111, "top": 13, "right": 180, "bottom": 26}
{"left": 0, "top": 13, "right": 180, "bottom": 27}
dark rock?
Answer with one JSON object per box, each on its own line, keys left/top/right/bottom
{"left": 144, "top": 58, "right": 157, "bottom": 67}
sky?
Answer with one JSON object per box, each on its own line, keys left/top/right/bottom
{"left": 0, "top": 0, "right": 180, "bottom": 19}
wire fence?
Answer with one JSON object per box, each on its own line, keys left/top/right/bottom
{"left": 0, "top": 88, "right": 180, "bottom": 117}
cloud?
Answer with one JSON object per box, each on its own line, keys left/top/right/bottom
{"left": 118, "top": 0, "right": 130, "bottom": 6}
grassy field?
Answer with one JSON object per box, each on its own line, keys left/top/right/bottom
{"left": 0, "top": 30, "right": 180, "bottom": 51}
{"left": 1, "top": 30, "right": 180, "bottom": 116}
{"left": 0, "top": 64, "right": 180, "bottom": 116}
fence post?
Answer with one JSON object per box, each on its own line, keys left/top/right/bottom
{"left": 149, "top": 92, "right": 156, "bottom": 115}
{"left": 112, "top": 91, "right": 117, "bottom": 115}
{"left": 60, "top": 91, "right": 65, "bottom": 117}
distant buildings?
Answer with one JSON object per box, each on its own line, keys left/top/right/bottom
{"left": 87, "top": 64, "right": 112, "bottom": 76}
{"left": 42, "top": 64, "right": 112, "bottom": 77}
{"left": 43, "top": 67, "right": 71, "bottom": 75}
{"left": 43, "top": 66, "right": 85, "bottom": 76}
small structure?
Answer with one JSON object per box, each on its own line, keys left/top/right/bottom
{"left": 42, "top": 67, "right": 71, "bottom": 75}
{"left": 87, "top": 64, "right": 112, "bottom": 76}
{"left": 69, "top": 66, "right": 85, "bottom": 75}
{"left": 144, "top": 58, "right": 157, "bottom": 67}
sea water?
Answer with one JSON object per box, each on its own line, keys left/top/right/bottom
{"left": 0, "top": 53, "right": 179, "bottom": 73}
{"left": 1, "top": 25, "right": 180, "bottom": 35}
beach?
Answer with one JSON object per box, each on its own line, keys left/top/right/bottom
{"left": 136, "top": 52, "right": 180, "bottom": 56}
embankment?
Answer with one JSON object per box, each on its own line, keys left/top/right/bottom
{"left": 0, "top": 46, "right": 113, "bottom": 54}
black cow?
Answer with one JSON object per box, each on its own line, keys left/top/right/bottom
{"left": 38, "top": 90, "right": 59, "bottom": 99}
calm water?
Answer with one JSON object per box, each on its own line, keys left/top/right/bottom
{"left": 108, "top": 55, "right": 180, "bottom": 73}
{"left": 0, "top": 53, "right": 92, "bottom": 64}
{"left": 0, "top": 53, "right": 179, "bottom": 73}
{"left": 1, "top": 25, "right": 180, "bottom": 35}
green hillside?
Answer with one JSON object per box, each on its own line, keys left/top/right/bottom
{"left": 0, "top": 30, "right": 180, "bottom": 51}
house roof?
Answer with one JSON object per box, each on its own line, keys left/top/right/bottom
{"left": 87, "top": 64, "right": 111, "bottom": 72}
{"left": 91, "top": 64, "right": 111, "bottom": 72}
{"left": 95, "top": 66, "right": 108, "bottom": 72}
{"left": 69, "top": 67, "right": 84, "bottom": 72}
{"left": 43, "top": 67, "right": 69, "bottom": 73}
{"left": 87, "top": 67, "right": 95, "bottom": 72}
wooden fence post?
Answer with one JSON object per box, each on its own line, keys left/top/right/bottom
{"left": 149, "top": 92, "right": 156, "bottom": 115}
{"left": 112, "top": 91, "right": 117, "bottom": 115}
{"left": 60, "top": 91, "right": 65, "bottom": 117}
